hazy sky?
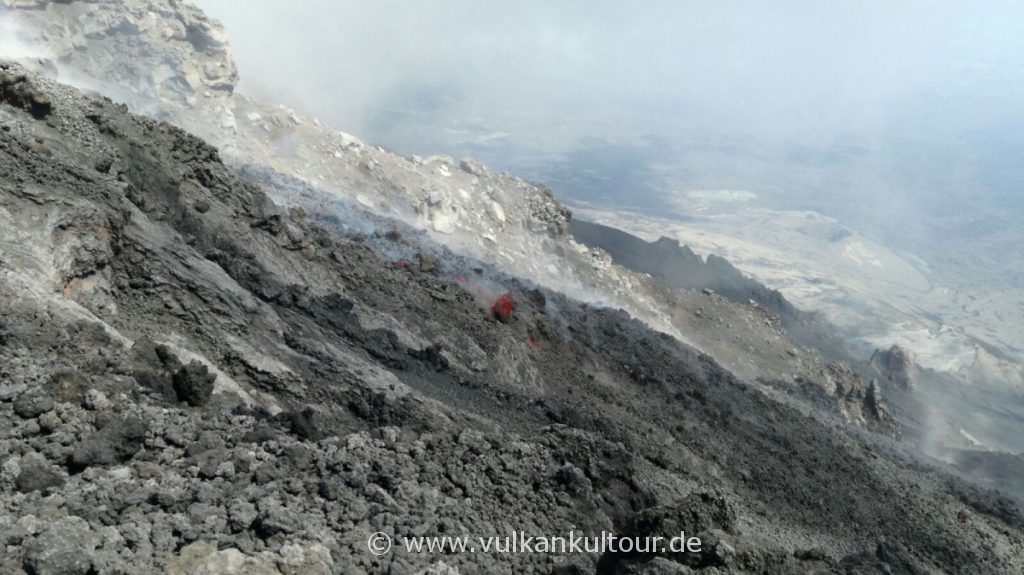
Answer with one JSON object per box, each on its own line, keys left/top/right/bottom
{"left": 195, "top": 0, "right": 1024, "bottom": 235}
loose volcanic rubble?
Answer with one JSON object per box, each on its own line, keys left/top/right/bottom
{"left": 1, "top": 64, "right": 1024, "bottom": 575}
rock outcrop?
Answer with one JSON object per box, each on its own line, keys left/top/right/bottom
{"left": 3, "top": 0, "right": 238, "bottom": 110}
{"left": 871, "top": 344, "right": 917, "bottom": 391}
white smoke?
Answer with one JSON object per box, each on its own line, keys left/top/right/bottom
{"left": 0, "top": 12, "right": 50, "bottom": 61}
{"left": 0, "top": 9, "right": 163, "bottom": 117}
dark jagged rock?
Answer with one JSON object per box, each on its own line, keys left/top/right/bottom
{"left": 0, "top": 68, "right": 52, "bottom": 119}
{"left": 21, "top": 517, "right": 98, "bottom": 575}
{"left": 15, "top": 463, "right": 65, "bottom": 494}
{"left": 172, "top": 361, "right": 216, "bottom": 406}
{"left": 284, "top": 407, "right": 329, "bottom": 441}
{"left": 871, "top": 344, "right": 917, "bottom": 390}
{"left": 67, "top": 416, "right": 148, "bottom": 473}
{"left": 13, "top": 392, "right": 55, "bottom": 419}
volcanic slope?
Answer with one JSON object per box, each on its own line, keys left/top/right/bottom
{"left": 1, "top": 65, "right": 1023, "bottom": 574}
{"left": 1, "top": 0, "right": 920, "bottom": 429}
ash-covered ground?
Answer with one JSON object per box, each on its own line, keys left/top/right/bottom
{"left": 1, "top": 64, "right": 1023, "bottom": 575}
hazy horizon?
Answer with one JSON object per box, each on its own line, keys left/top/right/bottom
{"left": 196, "top": 0, "right": 1024, "bottom": 254}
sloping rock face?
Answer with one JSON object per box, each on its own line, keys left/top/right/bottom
{"left": 0, "top": 0, "right": 903, "bottom": 433}
{"left": 569, "top": 219, "right": 851, "bottom": 359}
{"left": 2, "top": 63, "right": 1024, "bottom": 574}
{"left": 570, "top": 220, "right": 800, "bottom": 325}
{"left": 570, "top": 219, "right": 897, "bottom": 425}
{"left": 2, "top": 0, "right": 665, "bottom": 339}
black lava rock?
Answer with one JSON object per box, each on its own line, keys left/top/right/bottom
{"left": 15, "top": 464, "right": 66, "bottom": 494}
{"left": 67, "top": 416, "right": 148, "bottom": 473}
{"left": 13, "top": 393, "right": 55, "bottom": 419}
{"left": 172, "top": 361, "right": 215, "bottom": 406}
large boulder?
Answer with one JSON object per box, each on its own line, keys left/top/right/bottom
{"left": 67, "top": 416, "right": 148, "bottom": 473}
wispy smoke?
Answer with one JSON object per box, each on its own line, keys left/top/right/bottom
{"left": 0, "top": 11, "right": 49, "bottom": 61}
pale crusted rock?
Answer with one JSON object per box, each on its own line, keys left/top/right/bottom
{"left": 166, "top": 542, "right": 281, "bottom": 575}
